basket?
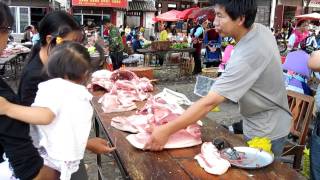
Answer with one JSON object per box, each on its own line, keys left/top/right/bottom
{"left": 201, "top": 67, "right": 219, "bottom": 78}
{"left": 180, "top": 57, "right": 194, "bottom": 76}
{"left": 126, "top": 67, "right": 154, "bottom": 80}
{"left": 151, "top": 41, "right": 171, "bottom": 51}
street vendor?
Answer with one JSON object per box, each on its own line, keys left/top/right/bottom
{"left": 144, "top": 0, "right": 291, "bottom": 158}
{"left": 103, "top": 19, "right": 124, "bottom": 70}
{"left": 287, "top": 20, "right": 309, "bottom": 51}
{"left": 190, "top": 15, "right": 206, "bottom": 75}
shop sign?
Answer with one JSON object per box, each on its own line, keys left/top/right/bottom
{"left": 72, "top": 0, "right": 128, "bottom": 8}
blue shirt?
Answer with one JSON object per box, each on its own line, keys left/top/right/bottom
{"left": 132, "top": 39, "right": 142, "bottom": 53}
{"left": 32, "top": 33, "right": 40, "bottom": 45}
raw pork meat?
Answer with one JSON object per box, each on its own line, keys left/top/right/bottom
{"left": 194, "top": 142, "right": 230, "bottom": 175}
{"left": 126, "top": 130, "right": 202, "bottom": 149}
{"left": 98, "top": 94, "right": 137, "bottom": 113}
{"left": 111, "top": 115, "right": 152, "bottom": 133}
{"left": 110, "top": 69, "right": 139, "bottom": 81}
{"left": 110, "top": 96, "right": 202, "bottom": 149}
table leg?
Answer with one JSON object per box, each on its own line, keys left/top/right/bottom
{"left": 94, "top": 116, "right": 103, "bottom": 180}
{"left": 94, "top": 114, "right": 131, "bottom": 180}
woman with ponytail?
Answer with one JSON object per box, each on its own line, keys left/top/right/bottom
{"left": 17, "top": 11, "right": 110, "bottom": 180}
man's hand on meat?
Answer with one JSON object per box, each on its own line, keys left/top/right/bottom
{"left": 144, "top": 124, "right": 169, "bottom": 151}
{"left": 144, "top": 92, "right": 225, "bottom": 151}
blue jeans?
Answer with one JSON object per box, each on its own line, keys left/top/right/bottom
{"left": 311, "top": 116, "right": 320, "bottom": 180}
{"left": 244, "top": 136, "right": 286, "bottom": 158}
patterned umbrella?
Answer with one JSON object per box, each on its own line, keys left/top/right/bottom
{"left": 296, "top": 12, "right": 320, "bottom": 21}
{"left": 188, "top": 7, "right": 215, "bottom": 21}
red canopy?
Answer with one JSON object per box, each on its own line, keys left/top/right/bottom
{"left": 188, "top": 7, "right": 215, "bottom": 21}
{"left": 153, "top": 10, "right": 182, "bottom": 22}
{"left": 178, "top": 7, "right": 200, "bottom": 20}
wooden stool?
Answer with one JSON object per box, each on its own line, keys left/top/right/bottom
{"left": 126, "top": 67, "right": 154, "bottom": 80}
{"left": 180, "top": 57, "right": 193, "bottom": 76}
{"left": 201, "top": 67, "right": 219, "bottom": 78}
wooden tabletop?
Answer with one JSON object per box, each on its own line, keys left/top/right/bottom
{"left": 91, "top": 96, "right": 305, "bottom": 180}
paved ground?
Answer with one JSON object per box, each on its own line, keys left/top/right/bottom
{"left": 84, "top": 67, "right": 243, "bottom": 180}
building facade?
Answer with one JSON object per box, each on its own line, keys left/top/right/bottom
{"left": 4, "top": 0, "right": 59, "bottom": 34}
{"left": 71, "top": 0, "right": 128, "bottom": 28}
{"left": 274, "top": 0, "right": 304, "bottom": 31}
{"left": 125, "top": 0, "right": 156, "bottom": 28}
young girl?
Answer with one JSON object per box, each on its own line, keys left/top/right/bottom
{"left": 0, "top": 42, "right": 105, "bottom": 180}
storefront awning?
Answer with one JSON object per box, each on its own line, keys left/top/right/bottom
{"left": 129, "top": 0, "right": 156, "bottom": 12}
{"left": 72, "top": 0, "right": 128, "bottom": 8}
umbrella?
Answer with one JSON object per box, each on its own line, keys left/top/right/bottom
{"left": 153, "top": 10, "right": 182, "bottom": 22}
{"left": 188, "top": 7, "right": 215, "bottom": 21}
{"left": 295, "top": 12, "right": 320, "bottom": 20}
{"left": 178, "top": 7, "right": 200, "bottom": 20}
{"left": 282, "top": 50, "right": 311, "bottom": 78}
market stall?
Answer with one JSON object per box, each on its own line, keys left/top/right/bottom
{"left": 91, "top": 91, "right": 305, "bottom": 180}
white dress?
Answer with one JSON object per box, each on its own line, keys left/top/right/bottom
{"left": 31, "top": 78, "right": 93, "bottom": 180}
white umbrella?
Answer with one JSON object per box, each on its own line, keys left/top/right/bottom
{"left": 295, "top": 12, "right": 320, "bottom": 20}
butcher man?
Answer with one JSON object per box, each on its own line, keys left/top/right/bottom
{"left": 144, "top": 0, "right": 292, "bottom": 158}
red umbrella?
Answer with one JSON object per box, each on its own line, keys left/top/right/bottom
{"left": 188, "top": 7, "right": 215, "bottom": 21}
{"left": 178, "top": 7, "right": 200, "bottom": 20}
{"left": 153, "top": 10, "right": 182, "bottom": 22}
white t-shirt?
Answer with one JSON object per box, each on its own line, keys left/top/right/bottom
{"left": 32, "top": 78, "right": 93, "bottom": 161}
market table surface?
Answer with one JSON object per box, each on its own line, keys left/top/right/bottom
{"left": 137, "top": 47, "right": 195, "bottom": 54}
{"left": 91, "top": 95, "right": 305, "bottom": 180}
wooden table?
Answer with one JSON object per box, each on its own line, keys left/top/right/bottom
{"left": 92, "top": 96, "right": 305, "bottom": 180}
{"left": 0, "top": 50, "right": 30, "bottom": 79}
{"left": 137, "top": 48, "right": 195, "bottom": 77}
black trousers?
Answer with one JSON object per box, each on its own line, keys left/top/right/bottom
{"left": 205, "top": 61, "right": 221, "bottom": 68}
{"left": 311, "top": 113, "right": 320, "bottom": 180}
{"left": 193, "top": 52, "right": 202, "bottom": 75}
{"left": 110, "top": 51, "right": 123, "bottom": 70}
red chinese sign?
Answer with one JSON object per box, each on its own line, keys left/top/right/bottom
{"left": 72, "top": 0, "right": 128, "bottom": 8}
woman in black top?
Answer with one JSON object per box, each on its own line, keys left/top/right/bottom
{"left": 17, "top": 11, "right": 114, "bottom": 180}
{"left": 0, "top": 2, "right": 59, "bottom": 180}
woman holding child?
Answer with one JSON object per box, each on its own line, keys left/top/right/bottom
{"left": 0, "top": 6, "right": 114, "bottom": 180}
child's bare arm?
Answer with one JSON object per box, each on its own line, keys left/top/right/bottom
{"left": 86, "top": 137, "right": 116, "bottom": 154}
{"left": 0, "top": 96, "right": 54, "bottom": 125}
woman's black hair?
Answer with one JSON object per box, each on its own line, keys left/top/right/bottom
{"left": 212, "top": 0, "right": 257, "bottom": 29}
{"left": 27, "top": 11, "right": 81, "bottom": 63}
{"left": 46, "top": 41, "right": 91, "bottom": 82}
{"left": 0, "top": 1, "right": 14, "bottom": 28}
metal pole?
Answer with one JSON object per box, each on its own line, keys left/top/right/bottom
{"left": 270, "top": 0, "right": 277, "bottom": 28}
